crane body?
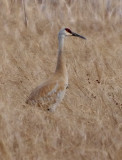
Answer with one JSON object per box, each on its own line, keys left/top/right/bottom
{"left": 26, "top": 28, "right": 86, "bottom": 111}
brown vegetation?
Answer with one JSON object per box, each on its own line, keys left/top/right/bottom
{"left": 0, "top": 0, "right": 122, "bottom": 159}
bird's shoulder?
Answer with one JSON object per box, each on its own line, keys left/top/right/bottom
{"left": 29, "top": 77, "right": 65, "bottom": 99}
{"left": 38, "top": 79, "right": 65, "bottom": 97}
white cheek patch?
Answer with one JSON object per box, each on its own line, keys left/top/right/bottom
{"left": 66, "top": 32, "right": 71, "bottom": 36}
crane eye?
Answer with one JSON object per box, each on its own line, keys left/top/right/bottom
{"left": 65, "top": 28, "right": 72, "bottom": 34}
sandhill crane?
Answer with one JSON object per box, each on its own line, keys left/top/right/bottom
{"left": 26, "top": 28, "right": 86, "bottom": 111}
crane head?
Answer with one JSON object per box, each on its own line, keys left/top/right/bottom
{"left": 65, "top": 28, "right": 86, "bottom": 39}
{"left": 58, "top": 28, "right": 86, "bottom": 40}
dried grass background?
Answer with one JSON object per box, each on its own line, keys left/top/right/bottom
{"left": 0, "top": 0, "right": 122, "bottom": 160}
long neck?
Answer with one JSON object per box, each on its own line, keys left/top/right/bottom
{"left": 55, "top": 36, "right": 67, "bottom": 75}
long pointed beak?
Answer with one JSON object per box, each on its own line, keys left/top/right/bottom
{"left": 72, "top": 32, "right": 86, "bottom": 40}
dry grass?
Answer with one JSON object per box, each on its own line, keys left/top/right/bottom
{"left": 0, "top": 0, "right": 122, "bottom": 159}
